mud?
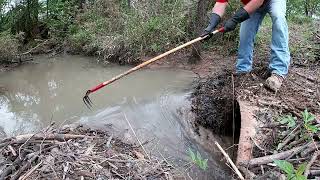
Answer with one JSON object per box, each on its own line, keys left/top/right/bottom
{"left": 190, "top": 73, "right": 241, "bottom": 137}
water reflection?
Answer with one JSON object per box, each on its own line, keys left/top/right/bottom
{"left": 0, "top": 96, "right": 38, "bottom": 135}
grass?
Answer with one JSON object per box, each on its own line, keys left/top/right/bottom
{"left": 0, "top": 31, "right": 19, "bottom": 62}
{"left": 63, "top": 0, "right": 189, "bottom": 63}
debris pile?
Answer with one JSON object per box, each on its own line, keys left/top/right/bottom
{"left": 0, "top": 125, "right": 179, "bottom": 179}
{"left": 240, "top": 109, "right": 320, "bottom": 179}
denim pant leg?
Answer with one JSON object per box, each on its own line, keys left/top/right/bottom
{"left": 268, "top": 0, "right": 291, "bottom": 76}
{"left": 236, "top": 10, "right": 266, "bottom": 73}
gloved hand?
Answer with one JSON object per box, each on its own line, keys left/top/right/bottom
{"left": 201, "top": 13, "right": 221, "bottom": 40}
{"left": 223, "top": 7, "right": 250, "bottom": 32}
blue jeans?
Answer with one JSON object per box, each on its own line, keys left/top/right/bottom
{"left": 236, "top": 0, "right": 290, "bottom": 77}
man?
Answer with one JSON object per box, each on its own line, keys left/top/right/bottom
{"left": 202, "top": 0, "right": 290, "bottom": 92}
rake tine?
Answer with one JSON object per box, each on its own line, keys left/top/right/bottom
{"left": 83, "top": 90, "right": 93, "bottom": 109}
{"left": 83, "top": 96, "right": 92, "bottom": 109}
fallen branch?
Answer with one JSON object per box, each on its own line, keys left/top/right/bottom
{"left": 123, "top": 113, "right": 150, "bottom": 160}
{"left": 0, "top": 133, "right": 88, "bottom": 148}
{"left": 310, "top": 170, "right": 320, "bottom": 176}
{"left": 21, "top": 40, "right": 49, "bottom": 55}
{"left": 19, "top": 161, "right": 42, "bottom": 180}
{"left": 11, "top": 154, "right": 38, "bottom": 180}
{"left": 215, "top": 141, "right": 245, "bottom": 180}
{"left": 304, "top": 151, "right": 320, "bottom": 177}
{"left": 8, "top": 145, "right": 17, "bottom": 156}
{"left": 301, "top": 142, "right": 320, "bottom": 157}
{"left": 295, "top": 72, "right": 317, "bottom": 83}
{"left": 0, "top": 151, "right": 27, "bottom": 179}
{"left": 239, "top": 143, "right": 318, "bottom": 167}
{"left": 277, "top": 125, "right": 301, "bottom": 151}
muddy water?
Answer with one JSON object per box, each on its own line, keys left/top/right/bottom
{"left": 0, "top": 55, "right": 231, "bottom": 179}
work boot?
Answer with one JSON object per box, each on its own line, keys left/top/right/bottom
{"left": 265, "top": 73, "right": 284, "bottom": 92}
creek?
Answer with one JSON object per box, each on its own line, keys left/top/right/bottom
{"left": 0, "top": 55, "right": 231, "bottom": 179}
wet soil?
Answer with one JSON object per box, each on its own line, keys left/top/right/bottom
{"left": 190, "top": 73, "right": 241, "bottom": 137}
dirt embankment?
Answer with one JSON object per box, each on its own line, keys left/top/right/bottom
{"left": 182, "top": 54, "right": 319, "bottom": 179}
{"left": 182, "top": 21, "right": 320, "bottom": 179}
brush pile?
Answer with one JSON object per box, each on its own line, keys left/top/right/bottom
{"left": 0, "top": 125, "right": 179, "bottom": 180}
{"left": 239, "top": 109, "right": 320, "bottom": 179}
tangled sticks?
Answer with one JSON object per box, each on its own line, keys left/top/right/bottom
{"left": 0, "top": 125, "right": 178, "bottom": 179}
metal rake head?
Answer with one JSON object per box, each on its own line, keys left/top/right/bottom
{"left": 83, "top": 90, "right": 93, "bottom": 109}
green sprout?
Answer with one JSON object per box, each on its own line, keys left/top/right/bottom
{"left": 188, "top": 148, "right": 208, "bottom": 171}
{"left": 278, "top": 114, "right": 297, "bottom": 128}
{"left": 302, "top": 109, "right": 319, "bottom": 134}
{"left": 274, "top": 160, "right": 307, "bottom": 180}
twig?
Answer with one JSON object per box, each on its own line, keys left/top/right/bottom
{"left": 250, "top": 137, "right": 268, "bottom": 154}
{"left": 123, "top": 112, "right": 150, "bottom": 160}
{"left": 21, "top": 40, "right": 49, "bottom": 55}
{"left": 277, "top": 125, "right": 301, "bottom": 150}
{"left": 11, "top": 154, "right": 38, "bottom": 180}
{"left": 11, "top": 133, "right": 87, "bottom": 146}
{"left": 231, "top": 74, "right": 235, "bottom": 152}
{"left": 19, "top": 133, "right": 36, "bottom": 159}
{"left": 288, "top": 137, "right": 305, "bottom": 147}
{"left": 295, "top": 72, "right": 317, "bottom": 83}
{"left": 19, "top": 161, "right": 43, "bottom": 180}
{"left": 39, "top": 122, "right": 56, "bottom": 154}
{"left": 304, "top": 151, "right": 320, "bottom": 177}
{"left": 111, "top": 169, "right": 125, "bottom": 179}
{"left": 215, "top": 141, "right": 245, "bottom": 180}
{"left": 301, "top": 142, "right": 320, "bottom": 157}
{"left": 8, "top": 145, "right": 17, "bottom": 156}
{"left": 0, "top": 152, "right": 26, "bottom": 179}
{"left": 310, "top": 170, "right": 320, "bottom": 176}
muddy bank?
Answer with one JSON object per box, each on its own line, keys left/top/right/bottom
{"left": 189, "top": 62, "right": 320, "bottom": 179}
{"left": 0, "top": 124, "right": 182, "bottom": 179}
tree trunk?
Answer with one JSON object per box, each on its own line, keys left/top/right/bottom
{"left": 127, "top": 0, "right": 131, "bottom": 8}
{"left": 188, "top": 0, "right": 210, "bottom": 64}
{"left": 46, "top": 0, "right": 49, "bottom": 19}
{"left": 304, "top": 0, "right": 310, "bottom": 16}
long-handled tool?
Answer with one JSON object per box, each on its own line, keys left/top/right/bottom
{"left": 83, "top": 28, "right": 224, "bottom": 108}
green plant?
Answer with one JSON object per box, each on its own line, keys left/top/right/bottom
{"left": 122, "top": 0, "right": 188, "bottom": 56}
{"left": 68, "top": 28, "right": 95, "bottom": 52}
{"left": 0, "top": 31, "right": 19, "bottom": 62}
{"left": 278, "top": 114, "right": 297, "bottom": 129}
{"left": 188, "top": 148, "right": 208, "bottom": 171}
{"left": 302, "top": 109, "right": 319, "bottom": 134}
{"left": 274, "top": 160, "right": 307, "bottom": 180}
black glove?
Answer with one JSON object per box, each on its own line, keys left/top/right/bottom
{"left": 223, "top": 7, "right": 250, "bottom": 32}
{"left": 201, "top": 13, "right": 221, "bottom": 40}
